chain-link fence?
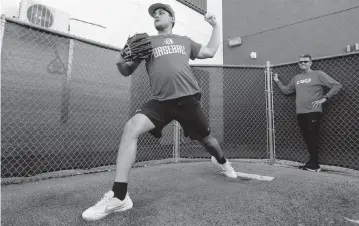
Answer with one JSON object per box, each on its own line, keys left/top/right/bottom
{"left": 0, "top": 19, "right": 175, "bottom": 178}
{"left": 1, "top": 18, "right": 358, "bottom": 182}
{"left": 271, "top": 53, "right": 359, "bottom": 170}
{"left": 178, "top": 66, "right": 268, "bottom": 160}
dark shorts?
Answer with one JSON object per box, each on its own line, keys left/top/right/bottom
{"left": 135, "top": 93, "right": 211, "bottom": 140}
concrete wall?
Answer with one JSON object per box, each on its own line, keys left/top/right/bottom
{"left": 222, "top": 0, "right": 359, "bottom": 65}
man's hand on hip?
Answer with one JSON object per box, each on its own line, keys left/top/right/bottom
{"left": 312, "top": 98, "right": 327, "bottom": 108}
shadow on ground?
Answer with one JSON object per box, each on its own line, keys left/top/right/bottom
{"left": 2, "top": 161, "right": 359, "bottom": 226}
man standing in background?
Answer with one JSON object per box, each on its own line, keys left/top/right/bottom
{"left": 273, "top": 54, "right": 342, "bottom": 172}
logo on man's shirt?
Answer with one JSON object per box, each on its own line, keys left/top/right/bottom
{"left": 164, "top": 38, "right": 174, "bottom": 45}
{"left": 152, "top": 38, "right": 187, "bottom": 58}
{"left": 297, "top": 78, "right": 311, "bottom": 85}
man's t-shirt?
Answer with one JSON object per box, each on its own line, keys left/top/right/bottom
{"left": 276, "top": 70, "right": 342, "bottom": 114}
{"left": 145, "top": 34, "right": 202, "bottom": 101}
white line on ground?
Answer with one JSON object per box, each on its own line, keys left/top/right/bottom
{"left": 236, "top": 172, "right": 275, "bottom": 181}
{"left": 344, "top": 217, "right": 359, "bottom": 224}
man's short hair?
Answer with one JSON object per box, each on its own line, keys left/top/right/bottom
{"left": 299, "top": 54, "right": 312, "bottom": 60}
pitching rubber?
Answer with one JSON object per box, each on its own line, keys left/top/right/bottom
{"left": 236, "top": 172, "right": 275, "bottom": 181}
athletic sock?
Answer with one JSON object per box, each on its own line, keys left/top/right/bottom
{"left": 112, "top": 182, "right": 128, "bottom": 201}
{"left": 217, "top": 157, "right": 227, "bottom": 164}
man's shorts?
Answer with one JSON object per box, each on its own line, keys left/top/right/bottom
{"left": 135, "top": 93, "right": 211, "bottom": 141}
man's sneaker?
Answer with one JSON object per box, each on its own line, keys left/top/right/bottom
{"left": 82, "top": 191, "right": 133, "bottom": 221}
{"left": 211, "top": 156, "right": 237, "bottom": 178}
{"left": 299, "top": 165, "right": 321, "bottom": 172}
{"left": 298, "top": 165, "right": 308, "bottom": 170}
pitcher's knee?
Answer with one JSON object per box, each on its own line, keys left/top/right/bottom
{"left": 123, "top": 119, "right": 143, "bottom": 138}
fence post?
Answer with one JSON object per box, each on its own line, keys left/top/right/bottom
{"left": 270, "top": 62, "right": 276, "bottom": 163}
{"left": 173, "top": 120, "right": 180, "bottom": 162}
{"left": 1, "top": 14, "right": 6, "bottom": 76}
{"left": 266, "top": 61, "right": 275, "bottom": 164}
{"left": 0, "top": 15, "right": 6, "bottom": 138}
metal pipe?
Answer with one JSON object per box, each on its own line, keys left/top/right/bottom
{"left": 0, "top": 14, "right": 6, "bottom": 56}
{"left": 190, "top": 64, "right": 265, "bottom": 68}
{"left": 0, "top": 14, "right": 5, "bottom": 150}
{"left": 173, "top": 121, "right": 180, "bottom": 162}
{"left": 269, "top": 64, "right": 276, "bottom": 162}
{"left": 0, "top": 15, "right": 6, "bottom": 79}
{"left": 69, "top": 18, "right": 106, "bottom": 29}
{"left": 4, "top": 16, "right": 121, "bottom": 51}
{"left": 264, "top": 67, "right": 269, "bottom": 161}
{"left": 266, "top": 61, "right": 275, "bottom": 164}
{"left": 272, "top": 51, "right": 359, "bottom": 67}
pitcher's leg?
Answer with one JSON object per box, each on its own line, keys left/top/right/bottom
{"left": 199, "top": 135, "right": 225, "bottom": 164}
{"left": 199, "top": 135, "right": 237, "bottom": 178}
{"left": 174, "top": 94, "right": 237, "bottom": 178}
{"left": 82, "top": 113, "right": 155, "bottom": 221}
{"left": 114, "top": 114, "right": 156, "bottom": 183}
{"left": 82, "top": 99, "right": 170, "bottom": 221}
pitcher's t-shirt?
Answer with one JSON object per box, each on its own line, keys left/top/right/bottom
{"left": 145, "top": 34, "right": 202, "bottom": 101}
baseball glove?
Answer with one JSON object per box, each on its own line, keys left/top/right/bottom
{"left": 120, "top": 33, "right": 153, "bottom": 62}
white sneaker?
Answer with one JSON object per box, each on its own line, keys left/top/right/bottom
{"left": 211, "top": 156, "right": 237, "bottom": 178}
{"left": 82, "top": 191, "right": 133, "bottom": 221}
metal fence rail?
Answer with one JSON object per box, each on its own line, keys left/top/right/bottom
{"left": 1, "top": 18, "right": 358, "bottom": 182}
